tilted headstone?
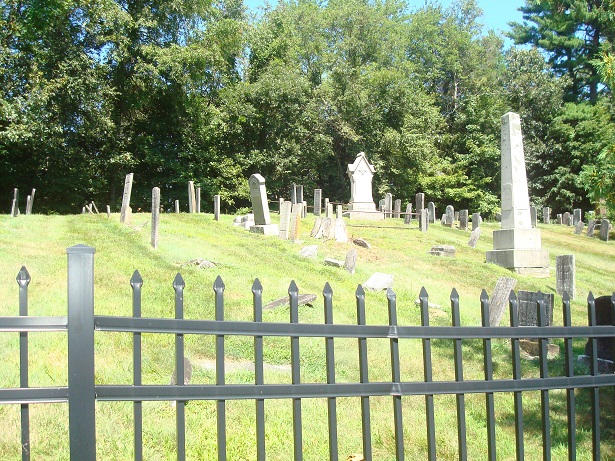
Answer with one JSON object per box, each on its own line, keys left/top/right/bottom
{"left": 120, "top": 173, "right": 134, "bottom": 224}
{"left": 428, "top": 202, "right": 436, "bottom": 224}
{"left": 404, "top": 204, "right": 412, "bottom": 225}
{"left": 26, "top": 188, "right": 35, "bottom": 215}
{"left": 345, "top": 249, "right": 358, "bottom": 274}
{"left": 419, "top": 208, "right": 428, "bottom": 232}
{"left": 310, "top": 217, "right": 323, "bottom": 238}
{"left": 542, "top": 207, "right": 551, "bottom": 224}
{"left": 556, "top": 255, "right": 575, "bottom": 299}
{"left": 91, "top": 202, "right": 99, "bottom": 214}
{"left": 249, "top": 174, "right": 278, "bottom": 235}
{"left": 600, "top": 219, "right": 610, "bottom": 242}
{"left": 468, "top": 227, "right": 481, "bottom": 248}
{"left": 489, "top": 277, "right": 517, "bottom": 327}
{"left": 188, "top": 181, "right": 196, "bottom": 213}
{"left": 214, "top": 195, "right": 221, "bottom": 221}
{"left": 518, "top": 291, "right": 554, "bottom": 327}
{"left": 444, "top": 205, "right": 454, "bottom": 227}
{"left": 472, "top": 213, "right": 482, "bottom": 231}
{"left": 573, "top": 209, "right": 582, "bottom": 226}
{"left": 86, "top": 204, "right": 93, "bottom": 214}
{"left": 574, "top": 221, "right": 585, "bottom": 235}
{"left": 196, "top": 187, "right": 201, "bottom": 213}
{"left": 415, "top": 193, "right": 425, "bottom": 213}
{"left": 278, "top": 202, "right": 292, "bottom": 240}
{"left": 384, "top": 193, "right": 393, "bottom": 218}
{"left": 586, "top": 220, "right": 597, "bottom": 237}
{"left": 393, "top": 199, "right": 401, "bottom": 219}
{"left": 151, "top": 187, "right": 160, "bottom": 249}
{"left": 314, "top": 189, "right": 322, "bottom": 216}
{"left": 530, "top": 206, "right": 537, "bottom": 228}
{"left": 459, "top": 210, "right": 468, "bottom": 231}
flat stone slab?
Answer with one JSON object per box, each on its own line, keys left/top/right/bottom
{"left": 351, "top": 237, "right": 371, "bottom": 249}
{"left": 324, "top": 258, "right": 344, "bottom": 267}
{"left": 363, "top": 273, "right": 393, "bottom": 291}
{"left": 178, "top": 259, "right": 217, "bottom": 268}
{"left": 299, "top": 245, "right": 318, "bottom": 258}
{"left": 264, "top": 294, "right": 317, "bottom": 310}
{"left": 428, "top": 245, "right": 456, "bottom": 257}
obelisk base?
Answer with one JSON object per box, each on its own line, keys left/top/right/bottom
{"left": 487, "top": 228, "right": 549, "bottom": 277}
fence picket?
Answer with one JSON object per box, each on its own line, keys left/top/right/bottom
{"left": 214, "top": 276, "right": 226, "bottom": 461}
{"left": 323, "top": 282, "right": 338, "bottom": 461}
{"left": 509, "top": 291, "right": 525, "bottom": 461}
{"left": 481, "top": 289, "right": 496, "bottom": 461}
{"left": 562, "top": 292, "right": 576, "bottom": 461}
{"left": 17, "top": 266, "right": 30, "bottom": 461}
{"left": 387, "top": 288, "right": 404, "bottom": 461}
{"left": 252, "top": 279, "right": 265, "bottom": 461}
{"left": 587, "top": 292, "right": 600, "bottom": 461}
{"left": 356, "top": 284, "right": 372, "bottom": 461}
{"left": 451, "top": 288, "right": 467, "bottom": 461}
{"left": 131, "top": 270, "right": 143, "bottom": 461}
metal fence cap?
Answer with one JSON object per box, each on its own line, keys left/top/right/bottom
{"left": 66, "top": 244, "right": 95, "bottom": 255}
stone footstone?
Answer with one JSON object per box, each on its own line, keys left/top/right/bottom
{"left": 363, "top": 273, "right": 393, "bottom": 291}
{"left": 264, "top": 294, "right": 317, "bottom": 310}
{"left": 427, "top": 245, "right": 456, "bottom": 257}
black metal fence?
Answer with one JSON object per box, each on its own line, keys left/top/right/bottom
{"left": 2, "top": 244, "right": 615, "bottom": 460}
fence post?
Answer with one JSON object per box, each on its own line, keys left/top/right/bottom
{"left": 66, "top": 244, "right": 96, "bottom": 459}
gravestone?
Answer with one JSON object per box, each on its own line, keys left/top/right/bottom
{"left": 249, "top": 174, "right": 279, "bottom": 236}
{"left": 319, "top": 218, "right": 332, "bottom": 239}
{"left": 120, "top": 173, "right": 134, "bottom": 224}
{"left": 314, "top": 189, "right": 322, "bottom": 216}
{"left": 428, "top": 202, "right": 436, "bottom": 224}
{"left": 11, "top": 188, "right": 19, "bottom": 217}
{"left": 291, "top": 184, "right": 297, "bottom": 205}
{"left": 600, "top": 219, "right": 610, "bottom": 242}
{"left": 542, "top": 207, "right": 551, "bottom": 224}
{"left": 106, "top": 205, "right": 111, "bottom": 218}
{"left": 393, "top": 199, "right": 401, "bottom": 219}
{"left": 415, "top": 193, "right": 425, "bottom": 214}
{"left": 583, "top": 296, "right": 615, "bottom": 362}
{"left": 518, "top": 291, "right": 554, "bottom": 327}
{"left": 573, "top": 209, "right": 582, "bottom": 226}
{"left": 495, "top": 212, "right": 501, "bottom": 222}
{"left": 336, "top": 205, "right": 343, "bottom": 219}
{"left": 472, "top": 213, "right": 482, "bottom": 231}
{"left": 428, "top": 245, "right": 456, "bottom": 257}
{"left": 297, "top": 185, "right": 304, "bottom": 205}
{"left": 419, "top": 208, "right": 428, "bottom": 232}
{"left": 196, "top": 187, "right": 201, "bottom": 213}
{"left": 188, "top": 181, "right": 196, "bottom": 213}
{"left": 334, "top": 218, "right": 348, "bottom": 242}
{"left": 404, "top": 204, "right": 412, "bottom": 225}
{"left": 25, "top": 196, "right": 31, "bottom": 215}
{"left": 344, "top": 249, "right": 358, "bottom": 274}
{"left": 586, "top": 220, "right": 597, "bottom": 237}
{"left": 468, "top": 227, "right": 481, "bottom": 248}
{"left": 214, "top": 195, "right": 221, "bottom": 221}
{"left": 302, "top": 200, "right": 307, "bottom": 218}
{"left": 324, "top": 198, "right": 329, "bottom": 215}
{"left": 444, "top": 205, "right": 454, "bottom": 227}
{"left": 326, "top": 203, "right": 334, "bottom": 218}
{"left": 299, "top": 245, "right": 318, "bottom": 258}
{"left": 310, "top": 217, "right": 322, "bottom": 238}
{"left": 363, "top": 273, "right": 394, "bottom": 291}
{"left": 563, "top": 212, "right": 572, "bottom": 226}
{"left": 530, "top": 206, "right": 537, "bottom": 228}
{"left": 384, "top": 193, "right": 393, "bottom": 218}
{"left": 459, "top": 210, "right": 468, "bottom": 231}
{"left": 379, "top": 199, "right": 385, "bottom": 212}
{"left": 574, "top": 221, "right": 585, "bottom": 235}
{"left": 279, "top": 201, "right": 292, "bottom": 239}
{"left": 175, "top": 200, "right": 180, "bottom": 214}
{"left": 289, "top": 205, "right": 302, "bottom": 242}
{"left": 556, "top": 214, "right": 563, "bottom": 225}
{"left": 486, "top": 112, "right": 549, "bottom": 276}
{"left": 347, "top": 152, "right": 381, "bottom": 220}
{"left": 489, "top": 277, "right": 518, "bottom": 327}
{"left": 556, "top": 255, "right": 575, "bottom": 299}
{"left": 26, "top": 188, "right": 35, "bottom": 215}
{"left": 151, "top": 187, "right": 160, "bottom": 249}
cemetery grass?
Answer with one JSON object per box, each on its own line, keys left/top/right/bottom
{"left": 0, "top": 213, "right": 614, "bottom": 460}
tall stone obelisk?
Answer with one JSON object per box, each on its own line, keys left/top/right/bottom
{"left": 486, "top": 112, "right": 549, "bottom": 276}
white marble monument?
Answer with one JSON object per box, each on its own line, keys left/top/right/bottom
{"left": 486, "top": 112, "right": 549, "bottom": 276}
{"left": 346, "top": 152, "right": 383, "bottom": 220}
{"left": 248, "top": 174, "right": 279, "bottom": 236}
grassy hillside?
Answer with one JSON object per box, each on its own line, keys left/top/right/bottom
{"left": 0, "top": 212, "right": 613, "bottom": 460}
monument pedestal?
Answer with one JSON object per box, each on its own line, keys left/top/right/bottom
{"left": 487, "top": 228, "right": 549, "bottom": 277}
{"left": 249, "top": 224, "right": 279, "bottom": 236}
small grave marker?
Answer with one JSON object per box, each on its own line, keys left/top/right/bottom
{"left": 120, "top": 173, "right": 134, "bottom": 224}
{"left": 556, "top": 255, "right": 575, "bottom": 299}
{"left": 489, "top": 277, "right": 517, "bottom": 327}
{"left": 600, "top": 219, "right": 610, "bottom": 242}
{"left": 428, "top": 202, "right": 436, "bottom": 224}
{"left": 542, "top": 207, "right": 551, "bottom": 224}
{"left": 586, "top": 220, "right": 597, "bottom": 237}
{"left": 404, "top": 204, "right": 412, "bottom": 225}
{"left": 151, "top": 187, "right": 160, "bottom": 249}
{"left": 314, "top": 189, "right": 322, "bottom": 216}
{"left": 344, "top": 249, "right": 357, "bottom": 274}
{"left": 468, "top": 227, "right": 481, "bottom": 248}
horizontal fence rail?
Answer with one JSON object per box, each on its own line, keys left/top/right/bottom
{"left": 1, "top": 244, "right": 615, "bottom": 461}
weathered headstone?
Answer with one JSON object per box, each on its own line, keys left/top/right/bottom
{"left": 106, "top": 205, "right": 111, "bottom": 218}
{"left": 120, "top": 173, "right": 134, "bottom": 224}
{"left": 419, "top": 208, "right": 428, "bottom": 232}
{"left": 302, "top": 200, "right": 307, "bottom": 218}
{"left": 486, "top": 112, "right": 549, "bottom": 276}
{"left": 25, "top": 196, "right": 31, "bottom": 215}
{"left": 600, "top": 219, "right": 610, "bottom": 242}
{"left": 415, "top": 193, "right": 425, "bottom": 214}
{"left": 151, "top": 187, "right": 160, "bottom": 249}
{"left": 459, "top": 210, "right": 468, "bottom": 231}
{"left": 188, "top": 181, "right": 196, "bottom": 213}
{"left": 327, "top": 203, "right": 334, "bottom": 219}
{"left": 281, "top": 201, "right": 295, "bottom": 239}
{"left": 427, "top": 245, "right": 456, "bottom": 257}
{"left": 556, "top": 214, "right": 563, "bottom": 225}
{"left": 444, "top": 205, "right": 454, "bottom": 227}
{"left": 530, "top": 206, "right": 537, "bottom": 228}
{"left": 563, "top": 212, "right": 572, "bottom": 226}
{"left": 379, "top": 199, "right": 385, "bottom": 212}
{"left": 196, "top": 187, "right": 201, "bottom": 213}
{"left": 324, "top": 198, "right": 329, "bottom": 215}
{"left": 297, "top": 185, "right": 304, "bottom": 205}
{"left": 542, "top": 207, "right": 551, "bottom": 224}
{"left": 324, "top": 258, "right": 344, "bottom": 268}
{"left": 299, "top": 245, "right": 318, "bottom": 258}
{"left": 495, "top": 212, "right": 502, "bottom": 222}
{"left": 468, "top": 227, "right": 481, "bottom": 248}
{"left": 384, "top": 193, "right": 393, "bottom": 218}
{"left": 291, "top": 184, "right": 297, "bottom": 205}
{"left": 573, "top": 209, "right": 582, "bottom": 226}
{"left": 289, "top": 205, "right": 302, "bottom": 242}
{"left": 574, "top": 221, "right": 585, "bottom": 235}
{"left": 472, "top": 213, "right": 482, "bottom": 231}
{"left": 586, "top": 220, "right": 597, "bottom": 237}
{"left": 428, "top": 202, "right": 436, "bottom": 224}
{"left": 363, "top": 273, "right": 394, "bottom": 291}
{"left": 319, "top": 218, "right": 332, "bottom": 239}
{"left": 583, "top": 296, "right": 615, "bottom": 363}
{"left": 175, "top": 200, "right": 180, "bottom": 214}
{"left": 347, "top": 152, "right": 381, "bottom": 220}
{"left": 214, "top": 195, "right": 221, "bottom": 221}
{"left": 404, "top": 204, "right": 412, "bottom": 225}
{"left": 393, "top": 199, "right": 401, "bottom": 219}
{"left": 249, "top": 174, "right": 279, "bottom": 236}
{"left": 344, "top": 249, "right": 357, "bottom": 274}
{"left": 334, "top": 218, "right": 348, "bottom": 242}
{"left": 314, "top": 189, "right": 322, "bottom": 216}
{"left": 310, "top": 217, "right": 323, "bottom": 238}
{"left": 489, "top": 277, "right": 518, "bottom": 327}
{"left": 336, "top": 205, "right": 343, "bottom": 219}
{"left": 556, "top": 255, "right": 575, "bottom": 299}
{"left": 26, "top": 188, "right": 35, "bottom": 215}
{"left": 11, "top": 188, "right": 19, "bottom": 217}
{"left": 518, "top": 291, "right": 554, "bottom": 327}
{"left": 91, "top": 202, "right": 99, "bottom": 214}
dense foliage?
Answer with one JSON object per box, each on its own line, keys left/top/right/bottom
{"left": 1, "top": 0, "right": 614, "bottom": 216}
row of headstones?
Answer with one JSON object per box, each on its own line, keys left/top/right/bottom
{"left": 517, "top": 206, "right": 610, "bottom": 242}
{"left": 9, "top": 188, "right": 36, "bottom": 217}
